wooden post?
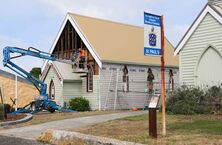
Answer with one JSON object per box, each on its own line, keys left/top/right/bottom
{"left": 149, "top": 108, "right": 157, "bottom": 138}
{"left": 161, "top": 16, "right": 166, "bottom": 136}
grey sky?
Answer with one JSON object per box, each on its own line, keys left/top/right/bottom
{"left": 0, "top": 0, "right": 207, "bottom": 71}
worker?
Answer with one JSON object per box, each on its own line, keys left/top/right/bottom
{"left": 79, "top": 49, "right": 86, "bottom": 69}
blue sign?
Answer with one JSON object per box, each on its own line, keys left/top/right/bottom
{"left": 144, "top": 13, "right": 161, "bottom": 27}
{"left": 144, "top": 12, "right": 162, "bottom": 56}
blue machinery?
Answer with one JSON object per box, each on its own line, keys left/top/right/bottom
{"left": 3, "top": 46, "right": 77, "bottom": 114}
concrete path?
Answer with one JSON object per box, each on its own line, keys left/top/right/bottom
{"left": 0, "top": 111, "right": 146, "bottom": 140}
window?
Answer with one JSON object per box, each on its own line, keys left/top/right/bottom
{"left": 87, "top": 64, "right": 94, "bottom": 92}
{"left": 122, "top": 65, "right": 129, "bottom": 92}
{"left": 49, "top": 80, "right": 55, "bottom": 100}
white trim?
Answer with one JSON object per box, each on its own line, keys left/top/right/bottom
{"left": 51, "top": 62, "right": 64, "bottom": 85}
{"left": 174, "top": 5, "right": 222, "bottom": 55}
{"left": 42, "top": 13, "right": 102, "bottom": 72}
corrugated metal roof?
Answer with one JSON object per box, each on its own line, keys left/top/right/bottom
{"left": 69, "top": 13, "right": 179, "bottom": 67}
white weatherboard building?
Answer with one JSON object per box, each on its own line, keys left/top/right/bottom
{"left": 41, "top": 13, "right": 179, "bottom": 110}
{"left": 175, "top": 0, "right": 222, "bottom": 87}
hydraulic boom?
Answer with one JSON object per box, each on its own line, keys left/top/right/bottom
{"left": 3, "top": 46, "right": 76, "bottom": 114}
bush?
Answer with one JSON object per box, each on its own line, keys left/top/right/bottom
{"left": 69, "top": 97, "right": 90, "bottom": 111}
{"left": 166, "top": 85, "right": 222, "bottom": 115}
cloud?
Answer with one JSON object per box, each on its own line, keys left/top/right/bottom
{"left": 165, "top": 24, "right": 189, "bottom": 47}
{"left": 0, "top": 35, "right": 45, "bottom": 72}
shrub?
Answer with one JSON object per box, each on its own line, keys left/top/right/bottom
{"left": 69, "top": 97, "right": 90, "bottom": 111}
{"left": 166, "top": 85, "right": 222, "bottom": 115}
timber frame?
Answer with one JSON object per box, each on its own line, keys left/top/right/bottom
{"left": 52, "top": 20, "right": 99, "bottom": 75}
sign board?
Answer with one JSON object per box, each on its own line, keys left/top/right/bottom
{"left": 148, "top": 94, "right": 160, "bottom": 108}
{"left": 144, "top": 12, "right": 162, "bottom": 56}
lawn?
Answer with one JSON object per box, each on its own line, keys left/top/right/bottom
{"left": 72, "top": 113, "right": 222, "bottom": 145}
{"left": 0, "top": 110, "right": 123, "bottom": 130}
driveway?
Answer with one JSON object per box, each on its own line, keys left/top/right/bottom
{"left": 0, "top": 111, "right": 146, "bottom": 140}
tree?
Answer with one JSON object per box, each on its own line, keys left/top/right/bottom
{"left": 30, "top": 67, "right": 41, "bottom": 79}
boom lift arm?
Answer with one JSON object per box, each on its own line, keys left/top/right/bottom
{"left": 3, "top": 46, "right": 76, "bottom": 114}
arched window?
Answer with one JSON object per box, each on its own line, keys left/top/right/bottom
{"left": 49, "top": 80, "right": 55, "bottom": 100}
{"left": 123, "top": 65, "right": 129, "bottom": 92}
{"left": 87, "top": 64, "right": 94, "bottom": 92}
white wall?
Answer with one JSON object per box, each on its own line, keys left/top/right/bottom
{"left": 43, "top": 66, "right": 63, "bottom": 106}
{"left": 180, "top": 13, "right": 222, "bottom": 86}
{"left": 100, "top": 63, "right": 179, "bottom": 110}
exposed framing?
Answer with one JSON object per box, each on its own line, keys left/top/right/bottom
{"left": 42, "top": 13, "right": 102, "bottom": 72}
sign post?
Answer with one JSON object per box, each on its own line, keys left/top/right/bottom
{"left": 144, "top": 12, "right": 166, "bottom": 137}
{"left": 160, "top": 16, "right": 166, "bottom": 136}
{"left": 148, "top": 94, "right": 160, "bottom": 138}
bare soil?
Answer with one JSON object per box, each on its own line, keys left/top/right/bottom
{"left": 0, "top": 114, "right": 26, "bottom": 122}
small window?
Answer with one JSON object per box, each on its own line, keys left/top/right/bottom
{"left": 49, "top": 80, "right": 55, "bottom": 100}
{"left": 87, "top": 65, "right": 94, "bottom": 92}
{"left": 102, "top": 67, "right": 106, "bottom": 70}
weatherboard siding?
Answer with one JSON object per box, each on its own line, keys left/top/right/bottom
{"left": 180, "top": 13, "right": 222, "bottom": 86}
{"left": 209, "top": 0, "right": 222, "bottom": 7}
{"left": 63, "top": 82, "right": 82, "bottom": 104}
{"left": 100, "top": 63, "right": 179, "bottom": 110}
{"left": 44, "top": 67, "right": 63, "bottom": 106}
{"left": 82, "top": 75, "right": 100, "bottom": 110}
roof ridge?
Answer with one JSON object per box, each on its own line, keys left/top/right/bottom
{"left": 68, "top": 12, "right": 143, "bottom": 29}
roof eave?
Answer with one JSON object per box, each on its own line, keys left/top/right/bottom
{"left": 174, "top": 4, "right": 222, "bottom": 56}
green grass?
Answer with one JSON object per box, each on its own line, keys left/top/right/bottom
{"left": 73, "top": 113, "right": 222, "bottom": 145}
{"left": 171, "top": 120, "right": 222, "bottom": 135}
{"left": 118, "top": 114, "right": 148, "bottom": 121}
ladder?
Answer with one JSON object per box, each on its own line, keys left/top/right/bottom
{"left": 104, "top": 69, "right": 119, "bottom": 110}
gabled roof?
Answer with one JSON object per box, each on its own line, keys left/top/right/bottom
{"left": 44, "top": 13, "right": 178, "bottom": 70}
{"left": 41, "top": 61, "right": 81, "bottom": 82}
{"left": 174, "top": 4, "right": 222, "bottom": 55}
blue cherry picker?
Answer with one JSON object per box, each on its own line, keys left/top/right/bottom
{"left": 3, "top": 46, "right": 78, "bottom": 114}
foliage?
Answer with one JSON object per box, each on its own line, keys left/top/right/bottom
{"left": 30, "top": 67, "right": 41, "bottom": 79}
{"left": 69, "top": 97, "right": 90, "bottom": 111}
{"left": 166, "top": 85, "right": 222, "bottom": 115}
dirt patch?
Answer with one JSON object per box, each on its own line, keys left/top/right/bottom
{"left": 0, "top": 114, "right": 27, "bottom": 122}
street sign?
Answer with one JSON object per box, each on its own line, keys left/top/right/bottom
{"left": 144, "top": 12, "right": 162, "bottom": 56}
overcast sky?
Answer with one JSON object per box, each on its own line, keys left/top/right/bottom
{"left": 0, "top": 0, "right": 207, "bottom": 72}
